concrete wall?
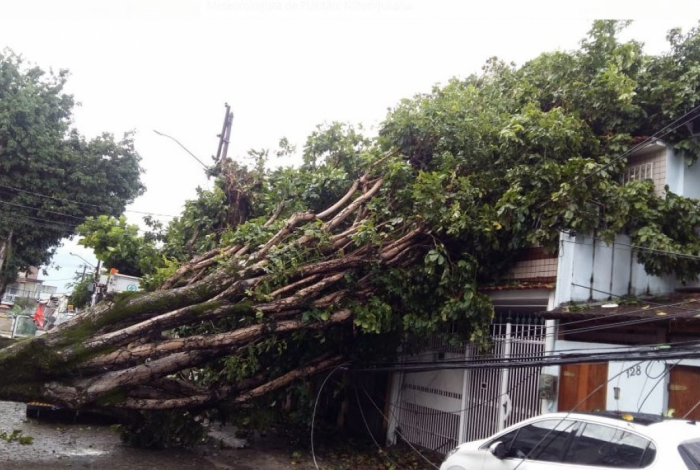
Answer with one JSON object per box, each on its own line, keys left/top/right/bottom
{"left": 556, "top": 231, "right": 685, "bottom": 304}
{"left": 683, "top": 155, "right": 700, "bottom": 199}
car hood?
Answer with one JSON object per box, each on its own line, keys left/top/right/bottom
{"left": 459, "top": 438, "right": 488, "bottom": 451}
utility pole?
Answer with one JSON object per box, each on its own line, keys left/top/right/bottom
{"left": 78, "top": 264, "right": 87, "bottom": 281}
{"left": 90, "top": 260, "right": 101, "bottom": 307}
{"left": 215, "top": 103, "right": 234, "bottom": 165}
{"left": 0, "top": 228, "right": 12, "bottom": 275}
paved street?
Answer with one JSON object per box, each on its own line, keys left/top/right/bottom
{"left": 0, "top": 401, "right": 213, "bottom": 469}
{"left": 0, "top": 401, "right": 319, "bottom": 469}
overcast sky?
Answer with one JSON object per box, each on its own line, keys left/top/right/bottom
{"left": 1, "top": 0, "right": 698, "bottom": 292}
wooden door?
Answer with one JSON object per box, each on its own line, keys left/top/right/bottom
{"left": 669, "top": 366, "right": 700, "bottom": 420}
{"left": 558, "top": 363, "right": 608, "bottom": 412}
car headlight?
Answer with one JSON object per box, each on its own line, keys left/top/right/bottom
{"left": 445, "top": 446, "right": 459, "bottom": 458}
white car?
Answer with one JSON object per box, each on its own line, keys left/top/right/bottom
{"left": 441, "top": 411, "right": 700, "bottom": 469}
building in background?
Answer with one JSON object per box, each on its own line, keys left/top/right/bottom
{"left": 0, "top": 267, "right": 57, "bottom": 306}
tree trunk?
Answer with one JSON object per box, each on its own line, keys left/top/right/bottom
{"left": 0, "top": 174, "right": 427, "bottom": 414}
{"left": 0, "top": 229, "right": 12, "bottom": 274}
{"left": 0, "top": 229, "right": 12, "bottom": 297}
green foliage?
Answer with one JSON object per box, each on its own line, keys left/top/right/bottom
{"left": 18, "top": 22, "right": 700, "bottom": 448}
{"left": 0, "top": 429, "right": 33, "bottom": 445}
{"left": 378, "top": 20, "right": 700, "bottom": 282}
{"left": 0, "top": 50, "right": 144, "bottom": 289}
{"left": 161, "top": 186, "right": 231, "bottom": 260}
{"left": 76, "top": 215, "right": 162, "bottom": 277}
{"left": 117, "top": 410, "right": 206, "bottom": 449}
{"left": 10, "top": 297, "right": 37, "bottom": 316}
{"left": 68, "top": 277, "right": 92, "bottom": 309}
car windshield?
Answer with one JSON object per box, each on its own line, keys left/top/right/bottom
{"left": 680, "top": 439, "right": 700, "bottom": 470}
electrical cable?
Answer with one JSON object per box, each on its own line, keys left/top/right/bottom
{"left": 311, "top": 362, "right": 349, "bottom": 470}
{"left": 353, "top": 346, "right": 700, "bottom": 373}
{"left": 365, "top": 321, "right": 700, "bottom": 371}
{"left": 395, "top": 337, "right": 675, "bottom": 363}
{"left": 636, "top": 360, "right": 680, "bottom": 413}
{"left": 153, "top": 130, "right": 209, "bottom": 169}
{"left": 537, "top": 101, "right": 700, "bottom": 212}
{"left": 561, "top": 236, "right": 700, "bottom": 263}
{"left": 0, "top": 198, "right": 85, "bottom": 220}
{"left": 682, "top": 394, "right": 700, "bottom": 419}
{"left": 359, "top": 381, "right": 440, "bottom": 470}
{"left": 0, "top": 182, "right": 176, "bottom": 218}
{"left": 372, "top": 296, "right": 700, "bottom": 371}
{"left": 353, "top": 383, "right": 410, "bottom": 470}
{"left": 511, "top": 359, "right": 647, "bottom": 470}
{"left": 359, "top": 340, "right": 700, "bottom": 374}
{"left": 388, "top": 292, "right": 700, "bottom": 370}
{"left": 0, "top": 209, "right": 81, "bottom": 228}
{"left": 0, "top": 211, "right": 155, "bottom": 235}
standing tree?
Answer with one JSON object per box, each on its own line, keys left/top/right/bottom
{"left": 0, "top": 51, "right": 144, "bottom": 292}
{"left": 1, "top": 21, "right": 700, "bottom": 445}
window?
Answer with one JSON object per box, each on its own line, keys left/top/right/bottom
{"left": 679, "top": 440, "right": 700, "bottom": 470}
{"left": 502, "top": 419, "right": 578, "bottom": 462}
{"left": 623, "top": 162, "right": 654, "bottom": 185}
{"left": 565, "top": 423, "right": 655, "bottom": 468}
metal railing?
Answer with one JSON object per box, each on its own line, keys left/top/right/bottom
{"left": 390, "top": 319, "right": 547, "bottom": 454}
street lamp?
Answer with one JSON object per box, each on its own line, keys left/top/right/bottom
{"left": 68, "top": 252, "right": 95, "bottom": 268}
{"left": 153, "top": 130, "right": 208, "bottom": 169}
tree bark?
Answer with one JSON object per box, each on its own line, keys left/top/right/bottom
{"left": 0, "top": 172, "right": 427, "bottom": 415}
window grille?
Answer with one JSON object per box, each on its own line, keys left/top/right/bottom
{"left": 623, "top": 162, "right": 654, "bottom": 185}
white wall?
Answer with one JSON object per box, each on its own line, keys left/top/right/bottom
{"left": 551, "top": 340, "right": 670, "bottom": 415}
{"left": 556, "top": 232, "right": 684, "bottom": 304}
{"left": 665, "top": 145, "right": 700, "bottom": 199}
{"left": 399, "top": 351, "right": 465, "bottom": 413}
{"left": 666, "top": 145, "right": 684, "bottom": 195}
{"left": 683, "top": 156, "right": 700, "bottom": 199}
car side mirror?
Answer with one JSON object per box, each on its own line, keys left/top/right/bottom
{"left": 489, "top": 441, "right": 506, "bottom": 459}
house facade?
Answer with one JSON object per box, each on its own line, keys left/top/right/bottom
{"left": 385, "top": 142, "right": 700, "bottom": 452}
{"left": 540, "top": 143, "right": 700, "bottom": 420}
{"left": 385, "top": 249, "right": 558, "bottom": 453}
{"left": 0, "top": 267, "right": 57, "bottom": 306}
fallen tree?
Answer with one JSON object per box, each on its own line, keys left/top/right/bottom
{"left": 0, "top": 168, "right": 422, "bottom": 410}
{"left": 2, "top": 22, "right": 700, "bottom": 439}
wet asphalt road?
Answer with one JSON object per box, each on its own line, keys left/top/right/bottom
{"left": 0, "top": 401, "right": 215, "bottom": 469}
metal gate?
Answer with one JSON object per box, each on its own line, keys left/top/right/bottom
{"left": 389, "top": 315, "right": 546, "bottom": 454}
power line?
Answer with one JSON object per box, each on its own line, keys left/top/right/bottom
{"left": 0, "top": 182, "right": 176, "bottom": 218}
{"left": 310, "top": 362, "right": 348, "bottom": 470}
{"left": 0, "top": 212, "right": 77, "bottom": 232}
{"left": 377, "top": 300, "right": 700, "bottom": 371}
{"left": 358, "top": 381, "right": 440, "bottom": 469}
{"left": 637, "top": 360, "right": 680, "bottom": 413}
{"left": 354, "top": 339, "right": 700, "bottom": 373}
{"left": 561, "top": 234, "right": 700, "bottom": 262}
{"left": 364, "top": 338, "right": 700, "bottom": 373}
{"left": 538, "top": 101, "right": 700, "bottom": 212}
{"left": 353, "top": 385, "right": 412, "bottom": 470}
{"left": 510, "top": 359, "right": 649, "bottom": 470}
{"left": 0, "top": 210, "right": 158, "bottom": 235}
{"left": 0, "top": 198, "right": 85, "bottom": 221}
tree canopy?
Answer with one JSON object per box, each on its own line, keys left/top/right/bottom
{"left": 2, "top": 21, "right": 700, "bottom": 446}
{"left": 0, "top": 50, "right": 144, "bottom": 291}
